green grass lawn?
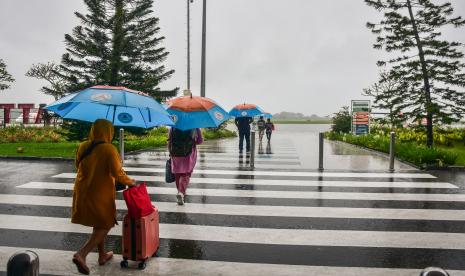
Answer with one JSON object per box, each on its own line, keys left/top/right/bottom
{"left": 0, "top": 142, "right": 80, "bottom": 158}
{"left": 438, "top": 142, "right": 465, "bottom": 166}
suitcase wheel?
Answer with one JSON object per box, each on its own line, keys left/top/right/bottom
{"left": 120, "top": 260, "right": 129, "bottom": 269}
{"left": 152, "top": 247, "right": 159, "bottom": 257}
{"left": 138, "top": 261, "right": 147, "bottom": 270}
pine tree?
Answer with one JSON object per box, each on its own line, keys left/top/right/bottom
{"left": 363, "top": 71, "right": 408, "bottom": 128}
{"left": 366, "top": 0, "right": 465, "bottom": 147}
{"left": 0, "top": 59, "right": 15, "bottom": 91}
{"left": 26, "top": 62, "right": 67, "bottom": 100}
{"left": 59, "top": 0, "right": 177, "bottom": 101}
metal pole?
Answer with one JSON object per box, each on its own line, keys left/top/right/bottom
{"left": 187, "top": 0, "right": 191, "bottom": 91}
{"left": 389, "top": 132, "right": 396, "bottom": 172}
{"left": 250, "top": 131, "right": 255, "bottom": 168}
{"left": 318, "top": 132, "right": 324, "bottom": 171}
{"left": 7, "top": 250, "right": 39, "bottom": 276}
{"left": 119, "top": 128, "right": 125, "bottom": 164}
{"left": 200, "top": 0, "right": 206, "bottom": 97}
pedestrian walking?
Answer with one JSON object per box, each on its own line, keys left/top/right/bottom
{"left": 265, "top": 118, "right": 275, "bottom": 142}
{"left": 235, "top": 116, "right": 253, "bottom": 153}
{"left": 257, "top": 116, "right": 266, "bottom": 143}
{"left": 168, "top": 128, "right": 203, "bottom": 205}
{"left": 71, "top": 119, "right": 135, "bottom": 275}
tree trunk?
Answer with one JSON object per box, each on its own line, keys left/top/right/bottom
{"left": 109, "top": 0, "right": 124, "bottom": 86}
{"left": 406, "top": 0, "right": 434, "bottom": 147}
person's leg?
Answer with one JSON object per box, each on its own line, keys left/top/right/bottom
{"left": 175, "top": 174, "right": 182, "bottom": 192}
{"left": 175, "top": 174, "right": 185, "bottom": 205}
{"left": 239, "top": 131, "right": 244, "bottom": 152}
{"left": 73, "top": 228, "right": 110, "bottom": 274}
{"left": 259, "top": 130, "right": 263, "bottom": 142}
{"left": 245, "top": 130, "right": 251, "bottom": 152}
{"left": 267, "top": 131, "right": 271, "bottom": 141}
{"left": 97, "top": 238, "right": 113, "bottom": 266}
{"left": 179, "top": 173, "right": 191, "bottom": 195}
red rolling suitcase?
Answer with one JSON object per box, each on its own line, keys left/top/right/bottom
{"left": 120, "top": 184, "right": 159, "bottom": 269}
{"left": 120, "top": 209, "right": 159, "bottom": 269}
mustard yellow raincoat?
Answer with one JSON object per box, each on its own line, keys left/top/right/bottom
{"left": 71, "top": 119, "right": 133, "bottom": 229}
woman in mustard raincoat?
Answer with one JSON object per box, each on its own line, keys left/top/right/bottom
{"left": 71, "top": 119, "right": 135, "bottom": 275}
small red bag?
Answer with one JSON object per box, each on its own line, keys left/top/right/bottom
{"left": 123, "top": 183, "right": 154, "bottom": 220}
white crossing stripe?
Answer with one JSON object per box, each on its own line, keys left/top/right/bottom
{"left": 130, "top": 151, "right": 299, "bottom": 158}
{"left": 129, "top": 157, "right": 301, "bottom": 163}
{"left": 119, "top": 168, "right": 436, "bottom": 179}
{"left": 3, "top": 193, "right": 465, "bottom": 221}
{"left": 17, "top": 182, "right": 465, "bottom": 202}
{"left": 125, "top": 160, "right": 303, "bottom": 169}
{"left": 2, "top": 246, "right": 452, "bottom": 276}
{"left": 27, "top": 176, "right": 461, "bottom": 189}
{"left": 3, "top": 214, "right": 465, "bottom": 249}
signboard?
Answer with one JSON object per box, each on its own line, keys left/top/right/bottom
{"left": 351, "top": 100, "right": 370, "bottom": 135}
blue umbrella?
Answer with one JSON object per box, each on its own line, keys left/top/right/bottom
{"left": 229, "top": 103, "right": 265, "bottom": 118}
{"left": 166, "top": 95, "right": 230, "bottom": 131}
{"left": 45, "top": 85, "right": 174, "bottom": 128}
{"left": 257, "top": 113, "right": 272, "bottom": 119}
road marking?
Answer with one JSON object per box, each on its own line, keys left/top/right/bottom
{"left": 125, "top": 160, "right": 303, "bottom": 169}
{"left": 3, "top": 214, "right": 465, "bottom": 249}
{"left": 2, "top": 246, "right": 454, "bottom": 276}
{"left": 26, "top": 176, "right": 461, "bottom": 189}
{"left": 17, "top": 182, "right": 464, "bottom": 202}
{"left": 118, "top": 168, "right": 436, "bottom": 179}
{"left": 3, "top": 193, "right": 465, "bottom": 221}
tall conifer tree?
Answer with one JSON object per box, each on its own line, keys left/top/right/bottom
{"left": 366, "top": 0, "right": 465, "bottom": 147}
{"left": 59, "top": 0, "right": 177, "bottom": 100}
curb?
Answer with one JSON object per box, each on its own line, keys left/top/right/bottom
{"left": 0, "top": 156, "right": 74, "bottom": 162}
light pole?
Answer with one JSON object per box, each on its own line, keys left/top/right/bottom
{"left": 187, "top": 0, "right": 193, "bottom": 92}
{"left": 200, "top": 0, "right": 206, "bottom": 97}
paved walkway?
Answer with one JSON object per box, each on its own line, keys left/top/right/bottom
{"left": 1, "top": 130, "right": 465, "bottom": 275}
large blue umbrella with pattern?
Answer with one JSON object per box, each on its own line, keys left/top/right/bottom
{"left": 45, "top": 85, "right": 174, "bottom": 128}
{"left": 229, "top": 103, "right": 265, "bottom": 118}
{"left": 166, "top": 95, "right": 230, "bottom": 131}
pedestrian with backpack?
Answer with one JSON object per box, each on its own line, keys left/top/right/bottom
{"left": 265, "top": 118, "right": 275, "bottom": 142}
{"left": 257, "top": 116, "right": 266, "bottom": 143}
{"left": 168, "top": 127, "right": 203, "bottom": 205}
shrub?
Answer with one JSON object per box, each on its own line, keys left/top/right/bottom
{"left": 326, "top": 131, "right": 458, "bottom": 167}
{"left": 331, "top": 106, "right": 351, "bottom": 133}
{"left": 0, "top": 126, "right": 65, "bottom": 143}
{"left": 202, "top": 128, "right": 237, "bottom": 140}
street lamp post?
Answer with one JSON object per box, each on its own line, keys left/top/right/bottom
{"left": 187, "top": 0, "right": 192, "bottom": 91}
{"left": 200, "top": 0, "right": 206, "bottom": 97}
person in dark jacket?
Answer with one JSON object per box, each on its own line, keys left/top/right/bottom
{"left": 265, "top": 118, "right": 275, "bottom": 142}
{"left": 235, "top": 116, "right": 253, "bottom": 153}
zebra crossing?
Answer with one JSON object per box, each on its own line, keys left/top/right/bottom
{"left": 1, "top": 138, "right": 465, "bottom": 275}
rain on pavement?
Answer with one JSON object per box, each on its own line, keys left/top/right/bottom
{"left": 2, "top": 124, "right": 465, "bottom": 275}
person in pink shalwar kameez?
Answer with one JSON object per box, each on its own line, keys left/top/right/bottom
{"left": 168, "top": 128, "right": 203, "bottom": 205}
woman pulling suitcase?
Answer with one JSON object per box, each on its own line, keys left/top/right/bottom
{"left": 168, "top": 127, "right": 203, "bottom": 205}
{"left": 71, "top": 119, "right": 136, "bottom": 275}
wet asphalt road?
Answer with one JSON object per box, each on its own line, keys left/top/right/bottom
{"left": 1, "top": 125, "right": 465, "bottom": 275}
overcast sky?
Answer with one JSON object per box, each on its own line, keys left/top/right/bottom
{"left": 0, "top": 0, "right": 464, "bottom": 116}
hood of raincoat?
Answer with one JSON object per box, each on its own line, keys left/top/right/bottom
{"left": 89, "top": 119, "right": 114, "bottom": 143}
